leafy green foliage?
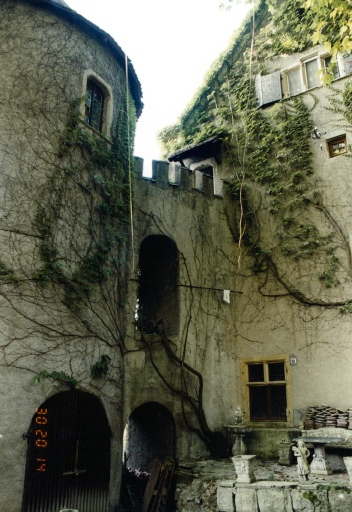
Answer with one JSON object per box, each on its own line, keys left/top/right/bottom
{"left": 160, "top": 0, "right": 347, "bottom": 290}
{"left": 338, "top": 302, "right": 352, "bottom": 314}
{"left": 32, "top": 370, "right": 77, "bottom": 389}
{"left": 33, "top": 94, "right": 136, "bottom": 309}
{"left": 0, "top": 260, "right": 19, "bottom": 284}
{"left": 303, "top": 0, "right": 352, "bottom": 56}
{"left": 261, "top": 0, "right": 314, "bottom": 55}
{"left": 91, "top": 354, "right": 111, "bottom": 379}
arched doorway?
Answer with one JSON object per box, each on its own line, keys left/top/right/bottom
{"left": 121, "top": 402, "right": 176, "bottom": 510}
{"left": 22, "top": 391, "right": 111, "bottom": 512}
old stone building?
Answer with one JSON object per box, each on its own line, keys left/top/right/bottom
{"left": 2, "top": 0, "right": 352, "bottom": 511}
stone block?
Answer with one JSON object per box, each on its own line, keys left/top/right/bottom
{"left": 232, "top": 455, "right": 256, "bottom": 483}
{"left": 257, "top": 486, "right": 293, "bottom": 512}
{"left": 217, "top": 480, "right": 235, "bottom": 512}
{"left": 291, "top": 488, "right": 328, "bottom": 512}
{"left": 235, "top": 486, "right": 258, "bottom": 512}
{"left": 328, "top": 489, "right": 352, "bottom": 512}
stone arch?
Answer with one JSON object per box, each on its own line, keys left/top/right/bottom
{"left": 120, "top": 402, "right": 176, "bottom": 510}
{"left": 123, "top": 401, "right": 176, "bottom": 473}
{"left": 22, "top": 390, "right": 111, "bottom": 512}
{"left": 138, "top": 235, "right": 179, "bottom": 336}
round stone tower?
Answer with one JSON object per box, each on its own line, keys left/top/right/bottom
{"left": 0, "top": 1, "right": 142, "bottom": 511}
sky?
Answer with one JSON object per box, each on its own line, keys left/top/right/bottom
{"left": 66, "top": 0, "right": 251, "bottom": 174}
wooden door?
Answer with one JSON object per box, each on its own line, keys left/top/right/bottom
{"left": 22, "top": 391, "right": 111, "bottom": 512}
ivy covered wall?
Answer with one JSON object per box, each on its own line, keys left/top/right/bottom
{"left": 156, "top": 0, "right": 352, "bottom": 431}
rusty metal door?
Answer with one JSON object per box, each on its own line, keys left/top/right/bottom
{"left": 22, "top": 391, "right": 111, "bottom": 512}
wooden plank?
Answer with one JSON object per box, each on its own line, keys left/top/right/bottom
{"left": 141, "top": 460, "right": 162, "bottom": 512}
{"left": 153, "top": 458, "right": 175, "bottom": 512}
{"left": 141, "top": 457, "right": 175, "bottom": 512}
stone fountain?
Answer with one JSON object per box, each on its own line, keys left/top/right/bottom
{"left": 223, "top": 406, "right": 252, "bottom": 456}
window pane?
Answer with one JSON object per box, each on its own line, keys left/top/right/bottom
{"left": 269, "top": 385, "right": 287, "bottom": 420}
{"left": 329, "top": 137, "right": 347, "bottom": 157}
{"left": 305, "top": 59, "right": 320, "bottom": 89}
{"left": 268, "top": 362, "right": 285, "bottom": 381}
{"left": 85, "top": 80, "right": 104, "bottom": 132}
{"left": 248, "top": 364, "right": 264, "bottom": 382}
{"left": 91, "top": 88, "right": 104, "bottom": 131}
{"left": 249, "top": 386, "right": 268, "bottom": 419}
{"left": 287, "top": 69, "right": 301, "bottom": 96}
{"left": 202, "top": 166, "right": 213, "bottom": 177}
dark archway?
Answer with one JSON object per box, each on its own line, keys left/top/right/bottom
{"left": 121, "top": 402, "right": 176, "bottom": 510}
{"left": 22, "top": 391, "right": 111, "bottom": 512}
{"left": 138, "top": 235, "right": 179, "bottom": 336}
{"left": 124, "top": 402, "right": 176, "bottom": 472}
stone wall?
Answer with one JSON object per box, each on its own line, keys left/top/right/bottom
{"left": 124, "top": 158, "right": 239, "bottom": 460}
{"left": 173, "top": 459, "right": 352, "bottom": 512}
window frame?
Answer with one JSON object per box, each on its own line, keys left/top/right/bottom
{"left": 240, "top": 355, "right": 293, "bottom": 426}
{"left": 81, "top": 70, "right": 113, "bottom": 139}
{"left": 85, "top": 78, "right": 105, "bottom": 132}
{"left": 286, "top": 66, "right": 302, "bottom": 97}
{"left": 303, "top": 56, "right": 321, "bottom": 90}
{"left": 283, "top": 53, "right": 339, "bottom": 98}
{"left": 327, "top": 135, "right": 348, "bottom": 158}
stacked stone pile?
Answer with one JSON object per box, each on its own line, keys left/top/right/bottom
{"left": 347, "top": 408, "right": 352, "bottom": 430}
{"left": 304, "top": 404, "right": 352, "bottom": 429}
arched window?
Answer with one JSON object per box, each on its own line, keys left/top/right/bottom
{"left": 138, "top": 235, "right": 179, "bottom": 336}
{"left": 84, "top": 78, "right": 105, "bottom": 132}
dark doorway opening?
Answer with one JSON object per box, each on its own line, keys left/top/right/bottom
{"left": 120, "top": 402, "right": 176, "bottom": 511}
{"left": 22, "top": 391, "right": 111, "bottom": 512}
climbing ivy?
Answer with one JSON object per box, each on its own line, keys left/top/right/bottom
{"left": 32, "top": 370, "right": 78, "bottom": 390}
{"left": 90, "top": 354, "right": 111, "bottom": 379}
{"left": 158, "top": 0, "right": 350, "bottom": 295}
{"left": 32, "top": 93, "right": 136, "bottom": 309}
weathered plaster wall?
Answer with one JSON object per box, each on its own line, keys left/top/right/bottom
{"left": 229, "top": 72, "right": 352, "bottom": 416}
{"left": 0, "top": 1, "right": 138, "bottom": 510}
{"left": 124, "top": 158, "right": 240, "bottom": 460}
{"left": 125, "top": 62, "right": 352, "bottom": 467}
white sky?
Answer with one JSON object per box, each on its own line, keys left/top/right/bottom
{"left": 66, "top": 0, "right": 250, "bottom": 174}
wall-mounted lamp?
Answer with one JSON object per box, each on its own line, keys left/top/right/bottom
{"left": 289, "top": 354, "right": 298, "bottom": 366}
{"left": 311, "top": 127, "right": 327, "bottom": 139}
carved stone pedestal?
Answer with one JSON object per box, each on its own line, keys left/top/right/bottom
{"left": 277, "top": 440, "right": 293, "bottom": 466}
{"left": 232, "top": 455, "right": 256, "bottom": 484}
{"left": 310, "top": 443, "right": 332, "bottom": 475}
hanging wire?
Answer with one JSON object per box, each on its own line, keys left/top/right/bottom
{"left": 125, "top": 53, "right": 135, "bottom": 275}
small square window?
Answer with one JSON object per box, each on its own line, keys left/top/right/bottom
{"left": 243, "top": 359, "right": 288, "bottom": 422}
{"left": 248, "top": 364, "right": 264, "bottom": 382}
{"left": 328, "top": 136, "right": 347, "bottom": 157}
{"left": 268, "top": 362, "right": 285, "bottom": 381}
